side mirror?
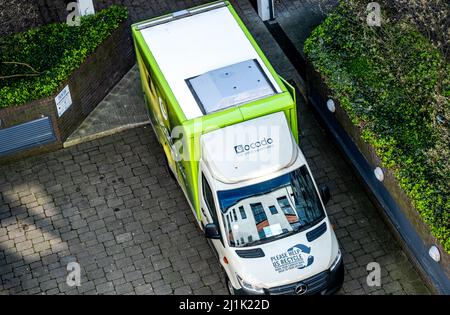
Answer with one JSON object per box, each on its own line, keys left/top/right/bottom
{"left": 204, "top": 223, "right": 221, "bottom": 239}
{"left": 320, "top": 185, "right": 331, "bottom": 205}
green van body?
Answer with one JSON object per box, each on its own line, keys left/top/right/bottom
{"left": 131, "top": 1, "right": 297, "bottom": 220}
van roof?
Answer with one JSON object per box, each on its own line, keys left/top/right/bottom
{"left": 137, "top": 2, "right": 282, "bottom": 120}
{"left": 201, "top": 112, "right": 297, "bottom": 184}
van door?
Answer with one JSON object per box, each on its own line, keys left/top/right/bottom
{"left": 200, "top": 173, "right": 225, "bottom": 255}
{"left": 137, "top": 53, "right": 177, "bottom": 172}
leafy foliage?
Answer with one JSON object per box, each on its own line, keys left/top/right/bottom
{"left": 0, "top": 5, "right": 128, "bottom": 108}
{"left": 304, "top": 1, "right": 450, "bottom": 252}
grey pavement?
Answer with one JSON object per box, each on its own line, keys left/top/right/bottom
{"left": 274, "top": 0, "right": 339, "bottom": 56}
{"left": 65, "top": 65, "right": 149, "bottom": 148}
{"left": 0, "top": 122, "right": 430, "bottom": 295}
{"left": 0, "top": 127, "right": 227, "bottom": 295}
{"left": 0, "top": 0, "right": 430, "bottom": 295}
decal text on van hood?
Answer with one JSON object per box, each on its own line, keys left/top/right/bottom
{"left": 270, "top": 244, "right": 314, "bottom": 273}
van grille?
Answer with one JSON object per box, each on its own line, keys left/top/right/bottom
{"left": 266, "top": 270, "right": 329, "bottom": 295}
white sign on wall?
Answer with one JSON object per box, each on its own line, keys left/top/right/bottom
{"left": 78, "top": 0, "right": 95, "bottom": 16}
{"left": 55, "top": 85, "right": 73, "bottom": 117}
{"left": 257, "top": 0, "right": 275, "bottom": 21}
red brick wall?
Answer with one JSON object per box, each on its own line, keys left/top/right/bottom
{"left": 0, "top": 21, "right": 134, "bottom": 164}
{"left": 57, "top": 21, "right": 134, "bottom": 140}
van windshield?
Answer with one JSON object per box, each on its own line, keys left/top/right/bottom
{"left": 217, "top": 166, "right": 325, "bottom": 248}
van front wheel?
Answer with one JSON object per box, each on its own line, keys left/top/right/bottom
{"left": 163, "top": 155, "right": 176, "bottom": 181}
{"left": 226, "top": 275, "right": 235, "bottom": 295}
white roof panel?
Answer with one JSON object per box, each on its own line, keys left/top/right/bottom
{"left": 187, "top": 59, "right": 276, "bottom": 114}
{"left": 140, "top": 5, "right": 282, "bottom": 120}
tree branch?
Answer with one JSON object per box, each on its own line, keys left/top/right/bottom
{"left": 0, "top": 61, "right": 43, "bottom": 79}
{"left": 2, "top": 61, "right": 40, "bottom": 74}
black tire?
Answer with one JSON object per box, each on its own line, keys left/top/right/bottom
{"left": 225, "top": 273, "right": 235, "bottom": 295}
{"left": 163, "top": 155, "right": 176, "bottom": 181}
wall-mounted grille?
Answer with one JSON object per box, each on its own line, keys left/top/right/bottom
{"left": 0, "top": 117, "right": 56, "bottom": 156}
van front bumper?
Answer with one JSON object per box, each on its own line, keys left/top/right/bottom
{"left": 234, "top": 260, "right": 344, "bottom": 295}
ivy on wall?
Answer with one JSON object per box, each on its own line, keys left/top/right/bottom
{"left": 304, "top": 1, "right": 449, "bottom": 252}
{"left": 0, "top": 5, "right": 128, "bottom": 109}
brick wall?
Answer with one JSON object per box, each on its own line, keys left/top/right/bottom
{"left": 0, "top": 21, "right": 134, "bottom": 164}
{"left": 57, "top": 21, "right": 134, "bottom": 139}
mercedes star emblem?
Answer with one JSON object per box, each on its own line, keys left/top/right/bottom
{"left": 295, "top": 283, "right": 308, "bottom": 295}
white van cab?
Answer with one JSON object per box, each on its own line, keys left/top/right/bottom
{"left": 200, "top": 112, "right": 344, "bottom": 295}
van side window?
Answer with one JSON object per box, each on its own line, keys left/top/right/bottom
{"left": 202, "top": 174, "right": 217, "bottom": 221}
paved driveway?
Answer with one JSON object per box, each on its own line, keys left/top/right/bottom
{"left": 0, "top": 127, "right": 226, "bottom": 294}
{"left": 0, "top": 123, "right": 429, "bottom": 295}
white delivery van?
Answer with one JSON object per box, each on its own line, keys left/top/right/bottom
{"left": 132, "top": 1, "right": 344, "bottom": 295}
{"left": 200, "top": 112, "right": 343, "bottom": 295}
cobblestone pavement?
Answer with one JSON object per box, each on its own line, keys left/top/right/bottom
{"left": 0, "top": 0, "right": 430, "bottom": 295}
{"left": 0, "top": 123, "right": 429, "bottom": 295}
{"left": 0, "top": 127, "right": 228, "bottom": 295}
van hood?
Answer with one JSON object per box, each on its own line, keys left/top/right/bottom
{"left": 229, "top": 219, "right": 338, "bottom": 289}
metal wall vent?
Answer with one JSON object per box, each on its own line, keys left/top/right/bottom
{"left": 0, "top": 117, "right": 56, "bottom": 156}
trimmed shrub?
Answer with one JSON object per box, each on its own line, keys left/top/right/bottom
{"left": 0, "top": 5, "right": 128, "bottom": 108}
{"left": 304, "top": 1, "right": 449, "bottom": 252}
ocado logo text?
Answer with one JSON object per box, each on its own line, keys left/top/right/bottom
{"left": 234, "top": 138, "right": 273, "bottom": 154}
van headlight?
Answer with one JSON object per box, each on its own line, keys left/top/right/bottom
{"left": 329, "top": 249, "right": 342, "bottom": 271}
{"left": 236, "top": 274, "right": 264, "bottom": 294}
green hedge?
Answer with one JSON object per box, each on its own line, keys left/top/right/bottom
{"left": 304, "top": 2, "right": 450, "bottom": 252}
{"left": 0, "top": 5, "right": 128, "bottom": 108}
